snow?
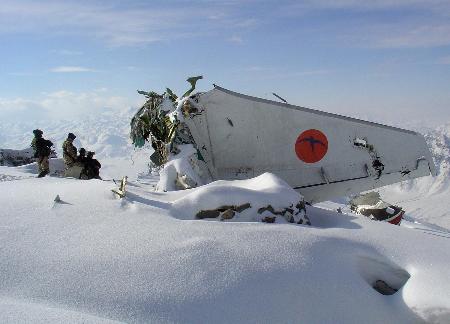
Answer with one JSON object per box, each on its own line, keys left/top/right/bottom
{"left": 1, "top": 112, "right": 450, "bottom": 323}
{"left": 378, "top": 124, "right": 450, "bottom": 229}
{"left": 156, "top": 145, "right": 205, "bottom": 192}
{"left": 170, "top": 172, "right": 305, "bottom": 223}
{"left": 0, "top": 163, "right": 450, "bottom": 323}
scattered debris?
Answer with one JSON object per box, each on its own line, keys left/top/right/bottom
{"left": 257, "top": 200, "right": 310, "bottom": 225}
{"left": 272, "top": 92, "right": 288, "bottom": 103}
{"left": 196, "top": 203, "right": 252, "bottom": 220}
{"left": 235, "top": 203, "right": 251, "bottom": 213}
{"left": 221, "top": 209, "right": 235, "bottom": 220}
{"left": 130, "top": 76, "right": 203, "bottom": 167}
{"left": 262, "top": 216, "right": 276, "bottom": 223}
{"left": 193, "top": 197, "right": 310, "bottom": 225}
{"left": 155, "top": 145, "right": 208, "bottom": 192}
{"left": 196, "top": 209, "right": 220, "bottom": 219}
{"left": 112, "top": 176, "right": 128, "bottom": 198}
{"left": 353, "top": 138, "right": 373, "bottom": 151}
{"left": 353, "top": 137, "right": 385, "bottom": 179}
{"left": 373, "top": 280, "right": 398, "bottom": 295}
{"left": 175, "top": 173, "right": 197, "bottom": 190}
{"left": 52, "top": 194, "right": 72, "bottom": 205}
{"left": 350, "top": 192, "right": 404, "bottom": 225}
{"left": 130, "top": 76, "right": 211, "bottom": 192}
{"left": 372, "top": 158, "right": 385, "bottom": 179}
{"left": 401, "top": 169, "right": 411, "bottom": 176}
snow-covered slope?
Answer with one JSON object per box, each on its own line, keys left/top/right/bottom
{"left": 380, "top": 124, "right": 450, "bottom": 229}
{"left": 0, "top": 164, "right": 449, "bottom": 323}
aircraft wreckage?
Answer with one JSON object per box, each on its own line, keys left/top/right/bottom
{"left": 131, "top": 77, "right": 436, "bottom": 204}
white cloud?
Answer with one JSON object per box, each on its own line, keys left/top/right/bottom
{"left": 0, "top": 90, "right": 137, "bottom": 122}
{"left": 240, "top": 66, "right": 331, "bottom": 79}
{"left": 228, "top": 35, "right": 243, "bottom": 44}
{"left": 52, "top": 49, "right": 83, "bottom": 56}
{"left": 370, "top": 24, "right": 450, "bottom": 48}
{"left": 40, "top": 90, "right": 133, "bottom": 118}
{"left": 94, "top": 87, "right": 108, "bottom": 93}
{"left": 279, "top": 0, "right": 450, "bottom": 49}
{"left": 0, "top": 1, "right": 236, "bottom": 46}
{"left": 50, "top": 66, "right": 95, "bottom": 73}
{"left": 293, "top": 0, "right": 450, "bottom": 11}
{"left": 0, "top": 1, "right": 265, "bottom": 47}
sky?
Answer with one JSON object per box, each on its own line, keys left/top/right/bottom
{"left": 1, "top": 0, "right": 450, "bottom": 125}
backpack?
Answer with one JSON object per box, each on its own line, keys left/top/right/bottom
{"left": 36, "top": 139, "right": 53, "bottom": 157}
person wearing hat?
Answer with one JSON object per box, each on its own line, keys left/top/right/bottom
{"left": 77, "top": 147, "right": 87, "bottom": 164}
{"left": 85, "top": 151, "right": 102, "bottom": 179}
{"left": 74, "top": 147, "right": 91, "bottom": 179}
{"left": 31, "top": 129, "right": 42, "bottom": 156}
{"left": 62, "top": 132, "right": 78, "bottom": 170}
{"left": 31, "top": 129, "right": 53, "bottom": 177}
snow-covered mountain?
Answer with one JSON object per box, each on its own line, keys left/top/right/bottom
{"left": 380, "top": 124, "right": 450, "bottom": 229}
{"left": 0, "top": 107, "right": 152, "bottom": 181}
{"left": 0, "top": 107, "right": 134, "bottom": 158}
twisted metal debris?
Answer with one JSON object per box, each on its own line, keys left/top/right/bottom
{"left": 130, "top": 76, "right": 203, "bottom": 168}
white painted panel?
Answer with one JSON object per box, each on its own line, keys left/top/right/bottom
{"left": 186, "top": 87, "right": 435, "bottom": 203}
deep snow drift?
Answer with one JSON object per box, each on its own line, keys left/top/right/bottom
{"left": 0, "top": 162, "right": 450, "bottom": 323}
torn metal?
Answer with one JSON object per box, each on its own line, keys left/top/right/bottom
{"left": 349, "top": 192, "right": 404, "bottom": 225}
{"left": 130, "top": 77, "right": 204, "bottom": 168}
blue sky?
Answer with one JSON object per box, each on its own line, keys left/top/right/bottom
{"left": 1, "top": 0, "right": 450, "bottom": 125}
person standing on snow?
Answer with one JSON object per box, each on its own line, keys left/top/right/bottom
{"left": 62, "top": 132, "right": 78, "bottom": 170}
{"left": 31, "top": 129, "right": 53, "bottom": 178}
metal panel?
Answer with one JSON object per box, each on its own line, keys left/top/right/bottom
{"left": 186, "top": 86, "right": 436, "bottom": 203}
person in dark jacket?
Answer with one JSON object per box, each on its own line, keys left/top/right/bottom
{"left": 77, "top": 148, "right": 87, "bottom": 164}
{"left": 85, "top": 151, "right": 102, "bottom": 179}
{"left": 76, "top": 148, "right": 89, "bottom": 179}
{"left": 31, "top": 129, "right": 53, "bottom": 177}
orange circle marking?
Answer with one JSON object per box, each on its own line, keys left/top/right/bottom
{"left": 295, "top": 129, "right": 328, "bottom": 163}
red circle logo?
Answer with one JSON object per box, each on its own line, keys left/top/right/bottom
{"left": 295, "top": 129, "right": 328, "bottom": 163}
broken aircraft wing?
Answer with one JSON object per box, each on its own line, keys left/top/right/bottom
{"left": 184, "top": 86, "right": 436, "bottom": 203}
